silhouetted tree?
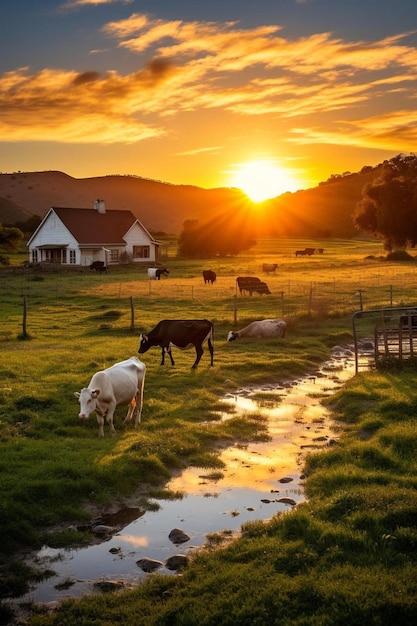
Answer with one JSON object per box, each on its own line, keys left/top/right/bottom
{"left": 0, "top": 223, "right": 24, "bottom": 265}
{"left": 353, "top": 154, "right": 417, "bottom": 251}
{"left": 177, "top": 208, "right": 256, "bottom": 258}
{"left": 7, "top": 215, "right": 41, "bottom": 236}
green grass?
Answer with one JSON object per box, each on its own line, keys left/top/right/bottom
{"left": 1, "top": 238, "right": 417, "bottom": 624}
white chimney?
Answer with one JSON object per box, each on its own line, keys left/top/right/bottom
{"left": 94, "top": 199, "right": 106, "bottom": 214}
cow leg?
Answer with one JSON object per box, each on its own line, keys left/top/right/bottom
{"left": 96, "top": 414, "right": 105, "bottom": 438}
{"left": 134, "top": 376, "right": 145, "bottom": 426}
{"left": 124, "top": 398, "right": 136, "bottom": 424}
{"left": 167, "top": 347, "right": 175, "bottom": 365}
{"left": 105, "top": 404, "right": 117, "bottom": 436}
{"left": 208, "top": 338, "right": 214, "bottom": 366}
{"left": 192, "top": 345, "right": 204, "bottom": 368}
{"left": 160, "top": 347, "right": 166, "bottom": 365}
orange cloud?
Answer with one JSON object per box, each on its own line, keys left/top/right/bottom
{"left": 290, "top": 109, "right": 417, "bottom": 152}
{"left": 1, "top": 13, "right": 416, "bottom": 152}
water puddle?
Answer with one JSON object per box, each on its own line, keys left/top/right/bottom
{"left": 17, "top": 345, "right": 368, "bottom": 611}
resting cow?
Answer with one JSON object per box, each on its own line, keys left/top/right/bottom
{"left": 74, "top": 356, "right": 146, "bottom": 437}
{"left": 147, "top": 267, "right": 169, "bottom": 280}
{"left": 227, "top": 319, "right": 286, "bottom": 342}
{"left": 203, "top": 270, "right": 216, "bottom": 284}
{"left": 138, "top": 319, "right": 214, "bottom": 368}
{"left": 262, "top": 263, "right": 278, "bottom": 274}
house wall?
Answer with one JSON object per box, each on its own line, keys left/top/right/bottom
{"left": 28, "top": 211, "right": 80, "bottom": 264}
{"left": 124, "top": 222, "right": 157, "bottom": 263}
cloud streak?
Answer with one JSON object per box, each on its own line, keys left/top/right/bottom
{"left": 1, "top": 13, "right": 416, "bottom": 153}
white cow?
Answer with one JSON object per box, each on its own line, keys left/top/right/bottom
{"left": 227, "top": 319, "right": 286, "bottom": 342}
{"left": 74, "top": 357, "right": 146, "bottom": 437}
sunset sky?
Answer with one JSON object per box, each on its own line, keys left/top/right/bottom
{"left": 1, "top": 0, "right": 417, "bottom": 198}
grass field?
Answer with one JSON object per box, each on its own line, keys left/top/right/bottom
{"left": 1, "top": 238, "right": 417, "bottom": 624}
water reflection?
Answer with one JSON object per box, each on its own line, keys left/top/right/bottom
{"left": 20, "top": 347, "right": 359, "bottom": 609}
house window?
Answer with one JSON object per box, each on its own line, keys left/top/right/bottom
{"left": 109, "top": 249, "right": 119, "bottom": 263}
{"left": 69, "top": 250, "right": 76, "bottom": 264}
{"left": 32, "top": 249, "right": 38, "bottom": 264}
{"left": 133, "top": 245, "right": 150, "bottom": 259}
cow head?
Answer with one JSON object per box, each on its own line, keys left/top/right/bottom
{"left": 227, "top": 331, "right": 238, "bottom": 342}
{"left": 74, "top": 388, "right": 101, "bottom": 419}
{"left": 138, "top": 333, "right": 150, "bottom": 354}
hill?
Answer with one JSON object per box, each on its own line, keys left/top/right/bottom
{"left": 0, "top": 171, "right": 249, "bottom": 235}
{"left": 0, "top": 164, "right": 382, "bottom": 237}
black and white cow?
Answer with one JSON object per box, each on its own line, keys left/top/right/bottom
{"left": 203, "top": 270, "right": 216, "bottom": 284}
{"left": 138, "top": 319, "right": 214, "bottom": 368}
{"left": 147, "top": 267, "right": 169, "bottom": 280}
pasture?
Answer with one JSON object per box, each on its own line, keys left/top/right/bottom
{"left": 1, "top": 238, "right": 417, "bottom": 624}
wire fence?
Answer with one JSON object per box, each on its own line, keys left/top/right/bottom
{"left": 2, "top": 264, "right": 417, "bottom": 342}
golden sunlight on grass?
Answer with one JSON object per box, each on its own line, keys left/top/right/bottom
{"left": 229, "top": 160, "right": 301, "bottom": 202}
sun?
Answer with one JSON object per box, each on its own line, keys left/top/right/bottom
{"left": 229, "top": 160, "right": 300, "bottom": 202}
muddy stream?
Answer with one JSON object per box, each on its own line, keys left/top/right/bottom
{"left": 18, "top": 345, "right": 370, "bottom": 611}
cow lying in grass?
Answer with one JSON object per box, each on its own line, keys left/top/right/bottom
{"left": 74, "top": 356, "right": 146, "bottom": 437}
{"left": 227, "top": 319, "right": 286, "bottom": 342}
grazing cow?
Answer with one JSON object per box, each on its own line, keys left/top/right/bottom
{"left": 203, "top": 269, "right": 216, "bottom": 284}
{"left": 262, "top": 263, "right": 278, "bottom": 274}
{"left": 227, "top": 318, "right": 286, "bottom": 342}
{"left": 236, "top": 276, "right": 261, "bottom": 294}
{"left": 317, "top": 248, "right": 324, "bottom": 254}
{"left": 147, "top": 267, "right": 169, "bottom": 280}
{"left": 236, "top": 277, "right": 271, "bottom": 296}
{"left": 295, "top": 248, "right": 316, "bottom": 257}
{"left": 74, "top": 357, "right": 146, "bottom": 437}
{"left": 138, "top": 319, "right": 214, "bottom": 368}
{"left": 90, "top": 261, "right": 107, "bottom": 273}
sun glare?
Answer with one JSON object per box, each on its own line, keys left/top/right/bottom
{"left": 230, "top": 160, "right": 300, "bottom": 202}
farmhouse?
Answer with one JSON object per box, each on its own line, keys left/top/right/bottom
{"left": 27, "top": 200, "right": 161, "bottom": 267}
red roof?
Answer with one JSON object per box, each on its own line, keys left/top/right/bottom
{"left": 52, "top": 207, "right": 142, "bottom": 245}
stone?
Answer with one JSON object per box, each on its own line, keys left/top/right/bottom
{"left": 169, "top": 528, "right": 190, "bottom": 544}
{"left": 136, "top": 558, "right": 164, "bottom": 573}
{"left": 165, "top": 554, "right": 189, "bottom": 571}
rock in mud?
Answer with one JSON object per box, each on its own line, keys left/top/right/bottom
{"left": 169, "top": 528, "right": 190, "bottom": 544}
{"left": 136, "top": 558, "right": 164, "bottom": 573}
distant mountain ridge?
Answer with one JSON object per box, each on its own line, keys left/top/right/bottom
{"left": 0, "top": 165, "right": 383, "bottom": 237}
